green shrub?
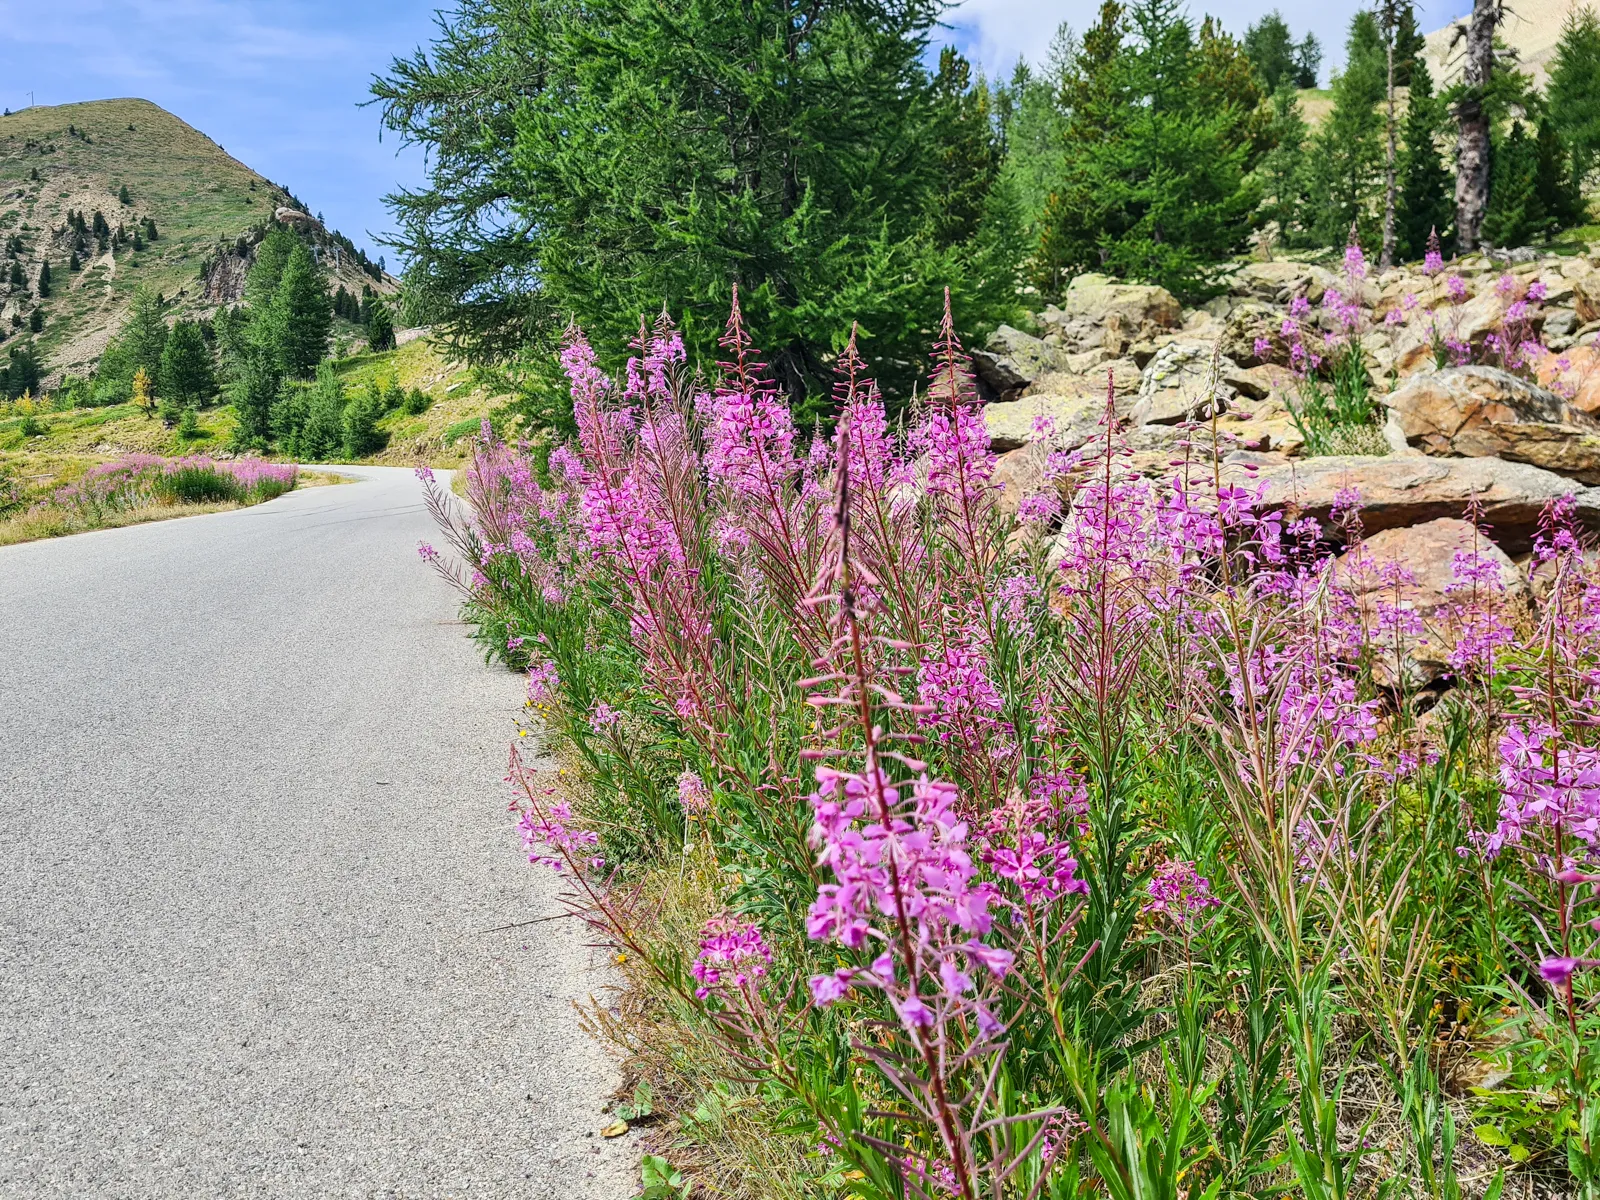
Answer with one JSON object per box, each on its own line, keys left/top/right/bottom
{"left": 402, "top": 387, "right": 432, "bottom": 415}
{"left": 18, "top": 413, "right": 44, "bottom": 438}
{"left": 154, "top": 464, "right": 242, "bottom": 505}
{"left": 176, "top": 406, "right": 201, "bottom": 440}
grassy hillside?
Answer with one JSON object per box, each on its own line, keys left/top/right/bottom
{"left": 0, "top": 333, "right": 512, "bottom": 478}
{"left": 0, "top": 98, "right": 395, "bottom": 385}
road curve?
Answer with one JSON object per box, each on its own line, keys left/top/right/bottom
{"left": 0, "top": 467, "right": 632, "bottom": 1199}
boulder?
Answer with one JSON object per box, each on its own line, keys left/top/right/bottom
{"left": 1221, "top": 454, "right": 1600, "bottom": 555}
{"left": 1384, "top": 366, "right": 1600, "bottom": 484}
{"left": 1535, "top": 345, "right": 1600, "bottom": 417}
{"left": 1131, "top": 342, "right": 1236, "bottom": 426}
{"left": 970, "top": 325, "right": 1069, "bottom": 401}
{"left": 1218, "top": 302, "right": 1292, "bottom": 368}
{"left": 1543, "top": 307, "right": 1580, "bottom": 349}
{"left": 1058, "top": 273, "right": 1182, "bottom": 332}
{"left": 1572, "top": 264, "right": 1600, "bottom": 324}
{"left": 993, "top": 442, "right": 1072, "bottom": 519}
{"left": 1391, "top": 288, "right": 1510, "bottom": 374}
{"left": 1229, "top": 260, "right": 1314, "bottom": 301}
{"left": 982, "top": 391, "right": 1109, "bottom": 453}
{"left": 1334, "top": 518, "right": 1528, "bottom": 686}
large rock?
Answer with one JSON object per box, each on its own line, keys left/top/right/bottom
{"left": 1390, "top": 288, "right": 1510, "bottom": 374}
{"left": 1535, "top": 345, "right": 1600, "bottom": 417}
{"left": 1228, "top": 260, "right": 1315, "bottom": 301}
{"left": 1218, "top": 302, "right": 1291, "bottom": 368}
{"left": 1058, "top": 273, "right": 1182, "bottom": 332}
{"left": 970, "top": 325, "right": 1069, "bottom": 401}
{"left": 1222, "top": 454, "right": 1600, "bottom": 555}
{"left": 1384, "top": 366, "right": 1600, "bottom": 484}
{"left": 982, "top": 391, "right": 1109, "bottom": 453}
{"left": 1131, "top": 342, "right": 1236, "bottom": 426}
{"left": 1334, "top": 518, "right": 1528, "bottom": 686}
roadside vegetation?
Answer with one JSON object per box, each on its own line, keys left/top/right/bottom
{"left": 0, "top": 452, "right": 298, "bottom": 546}
{"left": 420, "top": 280, "right": 1599, "bottom": 1198}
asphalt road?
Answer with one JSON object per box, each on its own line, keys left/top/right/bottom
{"left": 0, "top": 467, "right": 633, "bottom": 1199}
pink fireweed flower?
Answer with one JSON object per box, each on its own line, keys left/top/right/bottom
{"left": 527, "top": 661, "right": 560, "bottom": 707}
{"left": 677, "top": 770, "right": 711, "bottom": 816}
{"left": 917, "top": 643, "right": 1004, "bottom": 733}
{"left": 1539, "top": 956, "right": 1600, "bottom": 987}
{"left": 589, "top": 702, "right": 621, "bottom": 732}
{"left": 1423, "top": 228, "right": 1444, "bottom": 276}
{"left": 1143, "top": 859, "right": 1222, "bottom": 927}
{"left": 1017, "top": 491, "right": 1062, "bottom": 525}
{"left": 417, "top": 541, "right": 440, "bottom": 563}
{"left": 691, "top": 916, "right": 774, "bottom": 1000}
{"left": 995, "top": 573, "right": 1040, "bottom": 623}
{"left": 518, "top": 796, "right": 599, "bottom": 871}
{"left": 1446, "top": 275, "right": 1468, "bottom": 304}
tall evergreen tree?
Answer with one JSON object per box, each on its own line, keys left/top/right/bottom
{"left": 1294, "top": 33, "right": 1323, "bottom": 87}
{"left": 1454, "top": 0, "right": 1501, "bottom": 250}
{"left": 159, "top": 321, "right": 217, "bottom": 407}
{"left": 4, "top": 343, "right": 41, "bottom": 400}
{"left": 245, "top": 228, "right": 298, "bottom": 311}
{"left": 270, "top": 243, "right": 333, "bottom": 379}
{"left": 1534, "top": 115, "right": 1584, "bottom": 230}
{"left": 1243, "top": 10, "right": 1297, "bottom": 91}
{"left": 995, "top": 24, "right": 1074, "bottom": 249}
{"left": 1396, "top": 60, "right": 1454, "bottom": 259}
{"left": 1483, "top": 120, "right": 1543, "bottom": 247}
{"left": 366, "top": 300, "right": 396, "bottom": 352}
{"left": 1308, "top": 12, "right": 1386, "bottom": 248}
{"left": 1256, "top": 86, "right": 1314, "bottom": 245}
{"left": 1549, "top": 7, "right": 1600, "bottom": 185}
{"left": 373, "top": 0, "right": 1018, "bottom": 417}
{"left": 121, "top": 286, "right": 169, "bottom": 385}
{"left": 1040, "top": 0, "right": 1265, "bottom": 300}
{"left": 36, "top": 260, "right": 50, "bottom": 298}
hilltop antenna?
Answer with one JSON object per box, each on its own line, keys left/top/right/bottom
{"left": 26, "top": 92, "right": 34, "bottom": 109}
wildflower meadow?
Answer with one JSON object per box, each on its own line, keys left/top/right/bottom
{"left": 421, "top": 281, "right": 1600, "bottom": 1199}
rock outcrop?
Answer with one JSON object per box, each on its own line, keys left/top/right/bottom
{"left": 1223, "top": 454, "right": 1600, "bottom": 554}
{"left": 1384, "top": 366, "right": 1600, "bottom": 484}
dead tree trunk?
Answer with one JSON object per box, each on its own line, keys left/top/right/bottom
{"left": 1454, "top": 0, "right": 1500, "bottom": 251}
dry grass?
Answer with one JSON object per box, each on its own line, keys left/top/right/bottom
{"left": 0, "top": 498, "right": 241, "bottom": 547}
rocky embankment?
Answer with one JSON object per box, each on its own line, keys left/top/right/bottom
{"left": 986, "top": 254, "right": 1600, "bottom": 686}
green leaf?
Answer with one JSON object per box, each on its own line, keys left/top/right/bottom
{"left": 1473, "top": 1125, "right": 1511, "bottom": 1148}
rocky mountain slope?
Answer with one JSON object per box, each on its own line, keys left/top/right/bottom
{"left": 0, "top": 98, "right": 397, "bottom": 385}
{"left": 1423, "top": 0, "right": 1581, "bottom": 90}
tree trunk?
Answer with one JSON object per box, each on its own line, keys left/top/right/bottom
{"left": 1454, "top": 0, "right": 1499, "bottom": 251}
{"left": 1381, "top": 32, "right": 1398, "bottom": 269}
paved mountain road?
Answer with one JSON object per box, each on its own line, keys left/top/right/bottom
{"left": 0, "top": 467, "right": 632, "bottom": 1199}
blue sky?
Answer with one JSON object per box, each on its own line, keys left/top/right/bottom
{"left": 0, "top": 0, "right": 1475, "bottom": 268}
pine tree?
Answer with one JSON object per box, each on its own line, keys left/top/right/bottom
{"left": 143, "top": 218, "right": 158, "bottom": 241}
{"left": 36, "top": 261, "right": 50, "bottom": 298}
{"left": 1257, "top": 86, "right": 1314, "bottom": 245}
{"left": 1041, "top": 0, "right": 1265, "bottom": 300}
{"left": 68, "top": 251, "right": 80, "bottom": 272}
{"left": 159, "top": 320, "right": 217, "bottom": 408}
{"left": 245, "top": 227, "right": 298, "bottom": 311}
{"left": 365, "top": 301, "right": 396, "bottom": 352}
{"left": 1308, "top": 12, "right": 1386, "bottom": 248}
{"left": 926, "top": 49, "right": 1004, "bottom": 246}
{"left": 7, "top": 261, "right": 23, "bottom": 288}
{"left": 1243, "top": 10, "right": 1298, "bottom": 91}
{"left": 1550, "top": 7, "right": 1600, "bottom": 185}
{"left": 994, "top": 26, "right": 1073, "bottom": 247}
{"left": 4, "top": 343, "right": 41, "bottom": 400}
{"left": 118, "top": 185, "right": 131, "bottom": 205}
{"left": 1294, "top": 33, "right": 1322, "bottom": 87}
{"left": 373, "top": 0, "right": 1016, "bottom": 413}
{"left": 122, "top": 286, "right": 169, "bottom": 383}
{"left": 270, "top": 242, "right": 332, "bottom": 379}
{"left": 1483, "top": 121, "right": 1543, "bottom": 247}
{"left": 1535, "top": 116, "right": 1584, "bottom": 230}
{"left": 1397, "top": 60, "right": 1454, "bottom": 258}
{"left": 131, "top": 366, "right": 156, "bottom": 416}
{"left": 28, "top": 308, "right": 42, "bottom": 334}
